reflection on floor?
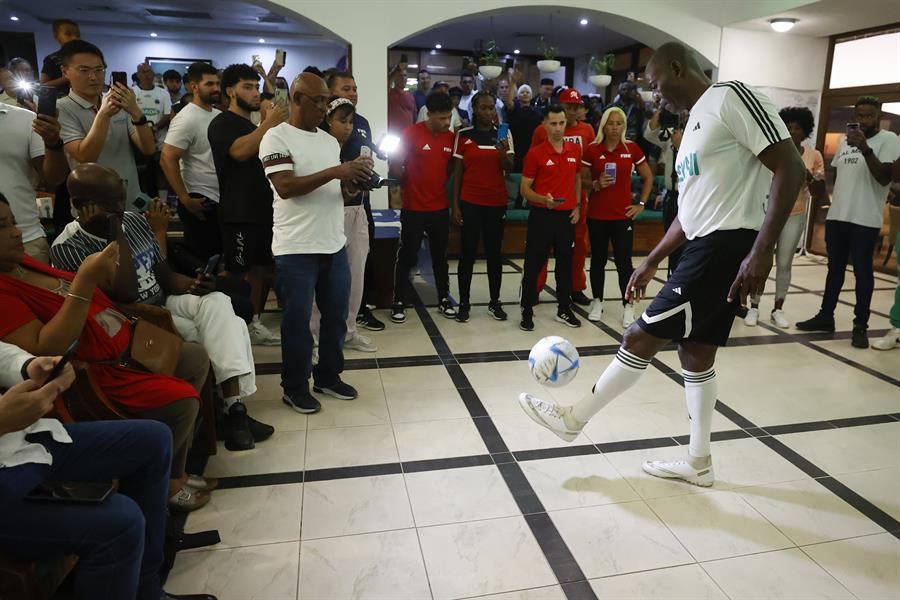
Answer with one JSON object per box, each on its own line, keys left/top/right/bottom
{"left": 167, "top": 254, "right": 900, "bottom": 600}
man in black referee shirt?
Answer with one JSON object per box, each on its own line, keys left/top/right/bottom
{"left": 519, "top": 42, "right": 805, "bottom": 488}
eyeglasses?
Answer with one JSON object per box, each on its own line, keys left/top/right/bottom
{"left": 72, "top": 66, "right": 107, "bottom": 78}
{"left": 298, "top": 92, "right": 329, "bottom": 108}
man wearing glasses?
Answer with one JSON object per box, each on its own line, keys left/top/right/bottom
{"left": 259, "top": 73, "right": 374, "bottom": 414}
{"left": 56, "top": 40, "right": 155, "bottom": 211}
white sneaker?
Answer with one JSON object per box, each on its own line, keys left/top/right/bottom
{"left": 744, "top": 308, "right": 759, "bottom": 327}
{"left": 344, "top": 333, "right": 377, "bottom": 352}
{"left": 517, "top": 393, "right": 582, "bottom": 442}
{"left": 622, "top": 303, "right": 636, "bottom": 328}
{"left": 872, "top": 327, "right": 900, "bottom": 351}
{"left": 642, "top": 457, "right": 715, "bottom": 487}
{"left": 770, "top": 309, "right": 790, "bottom": 329}
{"left": 248, "top": 320, "right": 281, "bottom": 346}
{"left": 588, "top": 299, "right": 604, "bottom": 322}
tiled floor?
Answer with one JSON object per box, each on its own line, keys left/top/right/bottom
{"left": 167, "top": 255, "right": 900, "bottom": 600}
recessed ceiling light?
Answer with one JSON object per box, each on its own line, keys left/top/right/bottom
{"left": 258, "top": 38, "right": 266, "bottom": 43}
{"left": 150, "top": 32, "right": 158, "bottom": 37}
{"left": 769, "top": 18, "right": 797, "bottom": 33}
{"left": 10, "top": 16, "right": 19, "bottom": 21}
{"left": 513, "top": 49, "right": 520, "bottom": 54}
{"left": 435, "top": 43, "right": 442, "bottom": 49}
{"left": 579, "top": 18, "right": 589, "bottom": 25}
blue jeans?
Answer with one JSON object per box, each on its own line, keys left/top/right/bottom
{"left": 0, "top": 420, "right": 171, "bottom": 600}
{"left": 275, "top": 249, "right": 350, "bottom": 396}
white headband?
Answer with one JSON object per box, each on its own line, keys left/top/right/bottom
{"left": 326, "top": 97, "right": 354, "bottom": 116}
{"left": 517, "top": 84, "right": 533, "bottom": 96}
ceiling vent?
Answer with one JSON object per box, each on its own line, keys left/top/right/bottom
{"left": 258, "top": 13, "right": 287, "bottom": 24}
{"left": 144, "top": 8, "right": 213, "bottom": 19}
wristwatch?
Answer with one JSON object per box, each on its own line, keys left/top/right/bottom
{"left": 638, "top": 200, "right": 646, "bottom": 206}
{"left": 132, "top": 115, "right": 149, "bottom": 126}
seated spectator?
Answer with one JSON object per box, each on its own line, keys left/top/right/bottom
{"left": 0, "top": 343, "right": 216, "bottom": 600}
{"left": 50, "top": 164, "right": 273, "bottom": 451}
{"left": 0, "top": 193, "right": 212, "bottom": 511}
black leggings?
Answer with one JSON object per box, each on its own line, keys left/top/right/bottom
{"left": 393, "top": 209, "right": 450, "bottom": 304}
{"left": 458, "top": 201, "right": 506, "bottom": 306}
{"left": 587, "top": 218, "right": 634, "bottom": 305}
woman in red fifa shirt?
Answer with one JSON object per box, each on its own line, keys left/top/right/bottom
{"left": 582, "top": 106, "right": 653, "bottom": 327}
{"left": 451, "top": 91, "right": 515, "bottom": 323}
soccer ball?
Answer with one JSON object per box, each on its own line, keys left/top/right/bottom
{"left": 528, "top": 336, "right": 580, "bottom": 388}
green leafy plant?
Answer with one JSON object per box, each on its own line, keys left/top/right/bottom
{"left": 480, "top": 40, "right": 501, "bottom": 66}
{"left": 589, "top": 53, "right": 615, "bottom": 75}
{"left": 538, "top": 37, "right": 558, "bottom": 61}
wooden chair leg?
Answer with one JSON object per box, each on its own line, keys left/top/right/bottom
{"left": 198, "top": 374, "right": 218, "bottom": 455}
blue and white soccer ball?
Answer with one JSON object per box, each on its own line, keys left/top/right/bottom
{"left": 528, "top": 336, "right": 580, "bottom": 388}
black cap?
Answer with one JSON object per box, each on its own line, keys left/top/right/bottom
{"left": 540, "top": 78, "right": 554, "bottom": 86}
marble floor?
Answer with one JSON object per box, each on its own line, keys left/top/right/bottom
{"left": 165, "top": 254, "right": 900, "bottom": 600}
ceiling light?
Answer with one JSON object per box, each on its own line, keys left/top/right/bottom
{"left": 150, "top": 32, "right": 158, "bottom": 37}
{"left": 10, "top": 16, "right": 19, "bottom": 21}
{"left": 579, "top": 18, "right": 589, "bottom": 25}
{"left": 258, "top": 38, "right": 266, "bottom": 43}
{"left": 435, "top": 43, "right": 442, "bottom": 49}
{"left": 513, "top": 49, "right": 520, "bottom": 54}
{"left": 769, "top": 18, "right": 797, "bottom": 33}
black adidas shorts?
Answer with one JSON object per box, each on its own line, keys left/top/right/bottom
{"left": 221, "top": 222, "right": 274, "bottom": 273}
{"left": 637, "top": 228, "right": 758, "bottom": 347}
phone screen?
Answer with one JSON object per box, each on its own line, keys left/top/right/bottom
{"left": 204, "top": 254, "right": 221, "bottom": 275}
{"left": 497, "top": 123, "right": 509, "bottom": 142}
{"left": 111, "top": 71, "right": 127, "bottom": 87}
{"left": 275, "top": 49, "right": 286, "bottom": 67}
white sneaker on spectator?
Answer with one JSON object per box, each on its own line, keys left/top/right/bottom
{"left": 744, "top": 307, "right": 759, "bottom": 327}
{"left": 770, "top": 309, "right": 789, "bottom": 329}
{"left": 345, "top": 333, "right": 377, "bottom": 352}
{"left": 872, "top": 327, "right": 900, "bottom": 351}
{"left": 622, "top": 303, "right": 636, "bottom": 328}
{"left": 588, "top": 299, "right": 603, "bottom": 322}
{"left": 248, "top": 319, "right": 281, "bottom": 346}
{"left": 642, "top": 457, "right": 715, "bottom": 487}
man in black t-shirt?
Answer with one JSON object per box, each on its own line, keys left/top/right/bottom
{"left": 208, "top": 63, "right": 286, "bottom": 346}
{"left": 40, "top": 19, "right": 80, "bottom": 98}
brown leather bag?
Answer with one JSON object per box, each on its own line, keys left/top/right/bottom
{"left": 127, "top": 318, "right": 182, "bottom": 376}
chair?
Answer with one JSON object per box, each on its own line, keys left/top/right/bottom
{"left": 0, "top": 553, "right": 78, "bottom": 600}
{"left": 882, "top": 205, "right": 900, "bottom": 266}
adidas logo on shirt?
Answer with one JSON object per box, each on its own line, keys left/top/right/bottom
{"left": 546, "top": 159, "right": 555, "bottom": 166}
{"left": 673, "top": 287, "right": 682, "bottom": 295}
{"left": 693, "top": 122, "right": 701, "bottom": 131}
{"left": 422, "top": 143, "right": 431, "bottom": 150}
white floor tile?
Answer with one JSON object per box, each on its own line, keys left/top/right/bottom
{"left": 304, "top": 424, "right": 398, "bottom": 470}
{"left": 589, "top": 563, "right": 728, "bottom": 599}
{"left": 385, "top": 387, "right": 471, "bottom": 423}
{"left": 491, "top": 411, "right": 593, "bottom": 451}
{"left": 405, "top": 465, "right": 520, "bottom": 527}
{"left": 778, "top": 422, "right": 900, "bottom": 475}
{"left": 393, "top": 418, "right": 488, "bottom": 461}
{"left": 834, "top": 467, "right": 900, "bottom": 522}
{"left": 802, "top": 533, "right": 900, "bottom": 600}
{"left": 519, "top": 454, "right": 640, "bottom": 511}
{"left": 301, "top": 474, "right": 414, "bottom": 540}
{"left": 205, "top": 430, "right": 306, "bottom": 478}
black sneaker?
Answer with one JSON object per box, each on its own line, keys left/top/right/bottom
{"left": 224, "top": 402, "right": 254, "bottom": 451}
{"left": 438, "top": 297, "right": 457, "bottom": 318}
{"left": 356, "top": 306, "right": 386, "bottom": 331}
{"left": 555, "top": 308, "right": 582, "bottom": 328}
{"left": 795, "top": 313, "right": 836, "bottom": 332}
{"left": 455, "top": 304, "right": 470, "bottom": 323}
{"left": 571, "top": 291, "right": 591, "bottom": 306}
{"left": 283, "top": 393, "right": 321, "bottom": 414}
{"left": 390, "top": 302, "right": 406, "bottom": 323}
{"left": 313, "top": 379, "right": 358, "bottom": 400}
{"left": 247, "top": 414, "right": 274, "bottom": 442}
{"left": 520, "top": 308, "right": 535, "bottom": 331}
{"left": 851, "top": 326, "right": 869, "bottom": 349}
{"left": 488, "top": 300, "right": 508, "bottom": 321}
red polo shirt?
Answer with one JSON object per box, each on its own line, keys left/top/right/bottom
{"left": 453, "top": 126, "right": 515, "bottom": 206}
{"left": 521, "top": 140, "right": 583, "bottom": 211}
{"left": 582, "top": 140, "right": 646, "bottom": 220}
{"left": 531, "top": 121, "right": 596, "bottom": 153}
{"left": 401, "top": 121, "right": 455, "bottom": 211}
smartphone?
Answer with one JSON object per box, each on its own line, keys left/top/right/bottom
{"left": 275, "top": 49, "right": 286, "bottom": 67}
{"left": 111, "top": 71, "right": 127, "bottom": 87}
{"left": 36, "top": 85, "right": 57, "bottom": 116}
{"left": 273, "top": 88, "right": 288, "bottom": 106}
{"left": 45, "top": 339, "right": 79, "bottom": 383}
{"left": 26, "top": 481, "right": 114, "bottom": 504}
{"left": 203, "top": 254, "right": 220, "bottom": 276}
{"left": 497, "top": 122, "right": 510, "bottom": 143}
{"left": 505, "top": 58, "right": 514, "bottom": 70}
{"left": 106, "top": 213, "right": 120, "bottom": 244}
{"left": 251, "top": 54, "right": 261, "bottom": 67}
{"left": 552, "top": 198, "right": 566, "bottom": 204}
{"left": 604, "top": 162, "right": 617, "bottom": 182}
{"left": 360, "top": 145, "right": 372, "bottom": 159}
{"left": 846, "top": 122, "right": 860, "bottom": 134}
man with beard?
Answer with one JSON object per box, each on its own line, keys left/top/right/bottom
{"left": 208, "top": 63, "right": 286, "bottom": 346}
{"left": 161, "top": 61, "right": 223, "bottom": 260}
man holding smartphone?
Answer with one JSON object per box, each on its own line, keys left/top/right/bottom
{"left": 797, "top": 96, "right": 900, "bottom": 348}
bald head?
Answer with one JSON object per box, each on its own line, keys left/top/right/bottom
{"left": 647, "top": 42, "right": 703, "bottom": 75}
{"left": 646, "top": 42, "right": 710, "bottom": 113}
{"left": 290, "top": 72, "right": 330, "bottom": 131}
{"left": 68, "top": 163, "right": 126, "bottom": 214}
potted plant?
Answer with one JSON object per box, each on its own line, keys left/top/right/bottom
{"left": 588, "top": 53, "right": 614, "bottom": 88}
{"left": 537, "top": 37, "right": 560, "bottom": 73}
{"left": 636, "top": 77, "right": 654, "bottom": 102}
{"left": 478, "top": 40, "right": 503, "bottom": 79}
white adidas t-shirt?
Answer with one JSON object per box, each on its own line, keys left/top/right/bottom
{"left": 164, "top": 102, "right": 221, "bottom": 201}
{"left": 829, "top": 129, "right": 900, "bottom": 229}
{"left": 133, "top": 85, "right": 171, "bottom": 150}
{"left": 259, "top": 123, "right": 346, "bottom": 256}
{"left": 676, "top": 81, "right": 789, "bottom": 240}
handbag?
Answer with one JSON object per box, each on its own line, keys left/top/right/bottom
{"left": 125, "top": 318, "right": 183, "bottom": 376}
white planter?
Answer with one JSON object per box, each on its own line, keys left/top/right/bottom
{"left": 589, "top": 74, "right": 612, "bottom": 88}
{"left": 537, "top": 59, "right": 561, "bottom": 73}
{"left": 478, "top": 65, "right": 503, "bottom": 79}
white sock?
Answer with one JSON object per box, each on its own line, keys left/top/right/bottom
{"left": 570, "top": 348, "right": 650, "bottom": 424}
{"left": 252, "top": 314, "right": 261, "bottom": 324}
{"left": 683, "top": 368, "right": 717, "bottom": 458}
{"left": 223, "top": 395, "right": 241, "bottom": 414}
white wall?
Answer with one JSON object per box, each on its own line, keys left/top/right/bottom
{"left": 718, "top": 27, "right": 829, "bottom": 92}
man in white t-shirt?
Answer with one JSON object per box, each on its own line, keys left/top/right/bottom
{"left": 133, "top": 62, "right": 173, "bottom": 199}
{"left": 797, "top": 96, "right": 900, "bottom": 348}
{"left": 160, "top": 61, "right": 221, "bottom": 260}
{"left": 518, "top": 43, "right": 805, "bottom": 488}
{"left": 260, "top": 73, "right": 373, "bottom": 414}
{"left": 0, "top": 104, "right": 69, "bottom": 262}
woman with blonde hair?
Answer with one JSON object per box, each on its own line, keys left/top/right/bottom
{"left": 582, "top": 106, "right": 654, "bottom": 326}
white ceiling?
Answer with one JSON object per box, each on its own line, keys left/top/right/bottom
{"left": 730, "top": 0, "right": 900, "bottom": 37}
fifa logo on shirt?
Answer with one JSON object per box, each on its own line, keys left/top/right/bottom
{"left": 675, "top": 152, "right": 700, "bottom": 182}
